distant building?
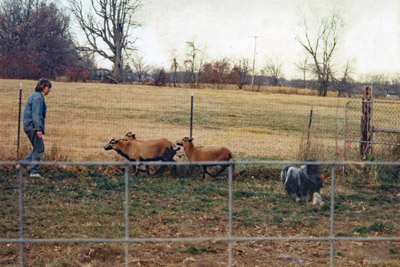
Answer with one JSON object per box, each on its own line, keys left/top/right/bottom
{"left": 89, "top": 69, "right": 112, "bottom": 81}
{"left": 142, "top": 77, "right": 156, "bottom": 85}
{"left": 386, "top": 90, "right": 400, "bottom": 99}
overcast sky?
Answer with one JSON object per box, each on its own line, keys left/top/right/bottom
{"left": 63, "top": 0, "right": 400, "bottom": 80}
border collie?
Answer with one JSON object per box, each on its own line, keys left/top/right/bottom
{"left": 281, "top": 163, "right": 323, "bottom": 205}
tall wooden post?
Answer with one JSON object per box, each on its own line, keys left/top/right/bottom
{"left": 360, "top": 86, "right": 373, "bottom": 159}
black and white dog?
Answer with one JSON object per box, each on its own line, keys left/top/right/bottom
{"left": 281, "top": 162, "right": 323, "bottom": 205}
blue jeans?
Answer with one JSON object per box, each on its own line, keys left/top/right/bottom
{"left": 23, "top": 127, "right": 45, "bottom": 174}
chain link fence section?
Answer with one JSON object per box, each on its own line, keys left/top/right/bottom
{"left": 2, "top": 81, "right": 348, "bottom": 161}
{"left": 344, "top": 100, "right": 400, "bottom": 161}
{"left": 191, "top": 92, "right": 344, "bottom": 160}
{"left": 1, "top": 160, "right": 400, "bottom": 266}
{"left": 0, "top": 81, "right": 22, "bottom": 160}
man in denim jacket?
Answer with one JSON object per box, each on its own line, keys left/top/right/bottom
{"left": 22, "top": 78, "right": 52, "bottom": 178}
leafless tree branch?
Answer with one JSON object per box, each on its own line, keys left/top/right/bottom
{"left": 296, "top": 12, "right": 343, "bottom": 96}
{"left": 68, "top": 0, "right": 141, "bottom": 82}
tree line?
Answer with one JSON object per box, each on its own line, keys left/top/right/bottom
{"left": 0, "top": 0, "right": 399, "bottom": 97}
{"left": 0, "top": 0, "right": 94, "bottom": 79}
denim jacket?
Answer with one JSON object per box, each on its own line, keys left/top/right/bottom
{"left": 23, "top": 92, "right": 47, "bottom": 134}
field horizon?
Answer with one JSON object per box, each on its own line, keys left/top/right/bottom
{"left": 1, "top": 79, "right": 400, "bottom": 266}
{"left": 1, "top": 79, "right": 359, "bottom": 163}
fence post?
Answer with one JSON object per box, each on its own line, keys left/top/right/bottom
{"left": 307, "top": 107, "right": 313, "bottom": 148}
{"left": 330, "top": 165, "right": 336, "bottom": 267}
{"left": 17, "top": 83, "right": 22, "bottom": 159}
{"left": 228, "top": 163, "right": 233, "bottom": 267}
{"left": 360, "top": 86, "right": 373, "bottom": 159}
{"left": 18, "top": 165, "right": 25, "bottom": 266}
{"left": 190, "top": 91, "right": 193, "bottom": 139}
{"left": 124, "top": 164, "right": 130, "bottom": 267}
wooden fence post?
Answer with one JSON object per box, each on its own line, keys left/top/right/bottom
{"left": 360, "top": 86, "right": 373, "bottom": 158}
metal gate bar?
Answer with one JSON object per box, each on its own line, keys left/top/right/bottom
{"left": 1, "top": 160, "right": 400, "bottom": 267}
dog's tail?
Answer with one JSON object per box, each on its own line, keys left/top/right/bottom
{"left": 281, "top": 165, "right": 291, "bottom": 184}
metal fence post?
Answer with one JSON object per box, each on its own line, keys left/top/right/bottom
{"left": 1, "top": 161, "right": 400, "bottom": 266}
{"left": 17, "top": 83, "right": 22, "bottom": 160}
{"left": 343, "top": 101, "right": 351, "bottom": 177}
{"left": 190, "top": 91, "right": 193, "bottom": 139}
{"left": 307, "top": 107, "right": 313, "bottom": 147}
{"left": 18, "top": 165, "right": 24, "bottom": 266}
{"left": 228, "top": 163, "right": 233, "bottom": 267}
{"left": 330, "top": 165, "right": 336, "bottom": 267}
{"left": 124, "top": 164, "right": 130, "bottom": 267}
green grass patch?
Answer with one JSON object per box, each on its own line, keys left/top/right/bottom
{"left": 353, "top": 221, "right": 394, "bottom": 236}
{"left": 1, "top": 167, "right": 400, "bottom": 265}
{"left": 184, "top": 244, "right": 217, "bottom": 255}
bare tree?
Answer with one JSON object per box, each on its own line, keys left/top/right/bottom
{"left": 391, "top": 74, "right": 400, "bottom": 96}
{"left": 198, "top": 62, "right": 216, "bottom": 86}
{"left": 295, "top": 57, "right": 309, "bottom": 89}
{"left": 68, "top": 0, "right": 141, "bottom": 82}
{"left": 131, "top": 54, "right": 149, "bottom": 82}
{"left": 184, "top": 41, "right": 198, "bottom": 87}
{"left": 264, "top": 58, "right": 283, "bottom": 86}
{"left": 331, "top": 59, "right": 355, "bottom": 97}
{"left": 154, "top": 68, "right": 167, "bottom": 86}
{"left": 183, "top": 40, "right": 206, "bottom": 87}
{"left": 197, "top": 44, "right": 206, "bottom": 86}
{"left": 341, "top": 59, "right": 355, "bottom": 82}
{"left": 170, "top": 49, "right": 179, "bottom": 87}
{"left": 363, "top": 73, "right": 392, "bottom": 97}
{"left": 296, "top": 13, "right": 343, "bottom": 96}
{"left": 214, "top": 58, "right": 231, "bottom": 88}
{"left": 123, "top": 64, "right": 134, "bottom": 82}
{"left": 232, "top": 58, "right": 250, "bottom": 89}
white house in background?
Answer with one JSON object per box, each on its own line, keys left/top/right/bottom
{"left": 386, "top": 90, "right": 400, "bottom": 99}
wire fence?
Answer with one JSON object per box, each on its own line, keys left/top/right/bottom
{"left": 2, "top": 81, "right": 400, "bottom": 163}
{"left": 1, "top": 81, "right": 349, "bottom": 162}
{"left": 1, "top": 160, "right": 400, "bottom": 266}
{"left": 2, "top": 81, "right": 400, "bottom": 264}
{"left": 344, "top": 100, "right": 400, "bottom": 161}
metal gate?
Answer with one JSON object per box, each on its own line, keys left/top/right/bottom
{"left": 344, "top": 100, "right": 400, "bottom": 161}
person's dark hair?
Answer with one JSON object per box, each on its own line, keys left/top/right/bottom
{"left": 35, "top": 78, "right": 52, "bottom": 92}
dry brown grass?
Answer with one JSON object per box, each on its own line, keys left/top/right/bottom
{"left": 2, "top": 79, "right": 397, "bottom": 162}
{"left": 179, "top": 83, "right": 341, "bottom": 97}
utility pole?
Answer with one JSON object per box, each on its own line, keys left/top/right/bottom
{"left": 249, "top": 36, "right": 263, "bottom": 91}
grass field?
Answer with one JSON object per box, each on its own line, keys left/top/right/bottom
{"left": 2, "top": 79, "right": 400, "bottom": 163}
{"left": 1, "top": 165, "right": 400, "bottom": 266}
{"left": 1, "top": 79, "right": 400, "bottom": 266}
{"left": 1, "top": 79, "right": 356, "bottom": 162}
